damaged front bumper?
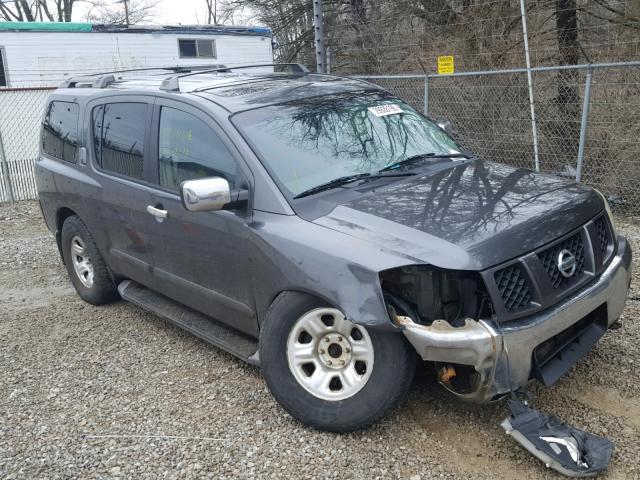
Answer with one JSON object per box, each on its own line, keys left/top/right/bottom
{"left": 398, "top": 236, "right": 632, "bottom": 403}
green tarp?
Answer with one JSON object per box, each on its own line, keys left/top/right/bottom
{"left": 0, "top": 22, "right": 93, "bottom": 32}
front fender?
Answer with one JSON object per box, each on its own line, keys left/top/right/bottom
{"left": 248, "top": 211, "right": 421, "bottom": 330}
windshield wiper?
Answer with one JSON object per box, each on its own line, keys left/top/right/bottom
{"left": 293, "top": 173, "right": 372, "bottom": 199}
{"left": 379, "top": 152, "right": 471, "bottom": 173}
{"left": 293, "top": 172, "right": 414, "bottom": 199}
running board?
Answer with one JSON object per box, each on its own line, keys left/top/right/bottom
{"left": 118, "top": 280, "right": 259, "bottom": 366}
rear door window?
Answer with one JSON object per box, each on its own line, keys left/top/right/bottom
{"left": 92, "top": 102, "right": 147, "bottom": 180}
{"left": 42, "top": 101, "right": 79, "bottom": 163}
{"left": 157, "top": 106, "right": 237, "bottom": 191}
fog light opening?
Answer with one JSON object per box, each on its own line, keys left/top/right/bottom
{"left": 435, "top": 362, "right": 481, "bottom": 395}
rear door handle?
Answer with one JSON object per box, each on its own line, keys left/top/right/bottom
{"left": 146, "top": 205, "right": 168, "bottom": 219}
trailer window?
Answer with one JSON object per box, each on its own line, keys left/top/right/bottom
{"left": 42, "top": 101, "right": 79, "bottom": 163}
{"left": 178, "top": 39, "right": 216, "bottom": 58}
{"left": 0, "top": 48, "right": 7, "bottom": 87}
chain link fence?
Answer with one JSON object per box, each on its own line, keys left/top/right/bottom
{"left": 0, "top": 64, "right": 639, "bottom": 215}
{"left": 0, "top": 87, "right": 54, "bottom": 202}
{"left": 357, "top": 62, "right": 640, "bottom": 214}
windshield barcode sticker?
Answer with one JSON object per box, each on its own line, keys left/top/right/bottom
{"left": 367, "top": 104, "right": 404, "bottom": 117}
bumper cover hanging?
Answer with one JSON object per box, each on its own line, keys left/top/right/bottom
{"left": 501, "top": 399, "right": 614, "bottom": 477}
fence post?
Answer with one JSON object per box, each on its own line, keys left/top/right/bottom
{"left": 423, "top": 75, "right": 429, "bottom": 116}
{"left": 519, "top": 0, "right": 540, "bottom": 171}
{"left": 576, "top": 67, "right": 593, "bottom": 183}
{"left": 312, "top": 0, "right": 326, "bottom": 74}
{"left": 0, "top": 129, "right": 14, "bottom": 204}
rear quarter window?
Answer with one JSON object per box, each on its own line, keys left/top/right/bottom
{"left": 42, "top": 101, "right": 79, "bottom": 163}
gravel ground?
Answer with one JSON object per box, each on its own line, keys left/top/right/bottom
{"left": 1, "top": 200, "right": 639, "bottom": 480}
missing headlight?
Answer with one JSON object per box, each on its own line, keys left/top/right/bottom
{"left": 380, "top": 266, "right": 491, "bottom": 326}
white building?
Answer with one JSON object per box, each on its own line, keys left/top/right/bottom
{"left": 0, "top": 22, "right": 274, "bottom": 87}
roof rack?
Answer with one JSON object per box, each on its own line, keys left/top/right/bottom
{"left": 159, "top": 63, "right": 309, "bottom": 92}
{"left": 59, "top": 63, "right": 309, "bottom": 91}
{"left": 60, "top": 64, "right": 229, "bottom": 89}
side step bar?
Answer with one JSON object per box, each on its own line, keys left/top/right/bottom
{"left": 118, "top": 280, "right": 259, "bottom": 366}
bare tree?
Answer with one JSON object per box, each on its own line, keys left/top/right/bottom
{"left": 0, "top": 0, "right": 77, "bottom": 22}
{"left": 203, "top": 0, "right": 234, "bottom": 24}
{"left": 228, "top": 0, "right": 325, "bottom": 67}
{"left": 84, "top": 0, "right": 157, "bottom": 24}
{"left": 0, "top": 0, "right": 39, "bottom": 21}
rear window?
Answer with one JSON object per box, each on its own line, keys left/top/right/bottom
{"left": 42, "top": 101, "right": 79, "bottom": 163}
{"left": 92, "top": 103, "right": 147, "bottom": 180}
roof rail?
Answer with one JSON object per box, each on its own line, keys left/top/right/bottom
{"left": 92, "top": 64, "right": 229, "bottom": 76}
{"left": 60, "top": 74, "right": 117, "bottom": 89}
{"left": 59, "top": 64, "right": 229, "bottom": 89}
{"left": 159, "top": 63, "right": 309, "bottom": 92}
{"left": 59, "top": 63, "right": 309, "bottom": 91}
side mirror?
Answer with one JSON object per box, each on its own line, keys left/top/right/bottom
{"left": 438, "top": 120, "right": 454, "bottom": 137}
{"left": 181, "top": 177, "right": 231, "bottom": 212}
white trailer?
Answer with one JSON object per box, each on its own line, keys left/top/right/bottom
{"left": 0, "top": 22, "right": 274, "bottom": 87}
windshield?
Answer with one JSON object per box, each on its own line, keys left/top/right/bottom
{"left": 233, "top": 91, "right": 461, "bottom": 196}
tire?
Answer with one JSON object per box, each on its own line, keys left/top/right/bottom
{"left": 260, "top": 291, "right": 416, "bottom": 432}
{"left": 61, "top": 215, "right": 118, "bottom": 305}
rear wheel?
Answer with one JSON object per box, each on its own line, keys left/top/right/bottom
{"left": 260, "top": 292, "right": 416, "bottom": 432}
{"left": 61, "top": 215, "right": 118, "bottom": 305}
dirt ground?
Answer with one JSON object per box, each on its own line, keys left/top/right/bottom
{"left": 1, "top": 200, "right": 639, "bottom": 479}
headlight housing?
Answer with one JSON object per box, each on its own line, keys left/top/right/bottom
{"left": 379, "top": 265, "right": 491, "bottom": 326}
{"left": 596, "top": 189, "right": 617, "bottom": 237}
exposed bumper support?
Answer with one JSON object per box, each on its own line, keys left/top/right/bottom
{"left": 400, "top": 236, "right": 632, "bottom": 403}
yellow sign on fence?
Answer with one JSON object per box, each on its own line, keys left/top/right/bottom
{"left": 437, "top": 56, "right": 455, "bottom": 74}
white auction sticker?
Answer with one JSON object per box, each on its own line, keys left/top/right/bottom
{"left": 367, "top": 104, "right": 404, "bottom": 117}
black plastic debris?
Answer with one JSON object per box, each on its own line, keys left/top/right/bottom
{"left": 501, "top": 399, "right": 614, "bottom": 477}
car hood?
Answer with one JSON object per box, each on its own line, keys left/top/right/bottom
{"left": 313, "top": 160, "right": 604, "bottom": 270}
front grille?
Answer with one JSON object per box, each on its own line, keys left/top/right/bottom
{"left": 494, "top": 264, "right": 532, "bottom": 312}
{"left": 486, "top": 214, "right": 615, "bottom": 321}
{"left": 594, "top": 216, "right": 610, "bottom": 256}
{"left": 538, "top": 232, "right": 586, "bottom": 289}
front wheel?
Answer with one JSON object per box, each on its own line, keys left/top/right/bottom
{"left": 260, "top": 292, "right": 416, "bottom": 432}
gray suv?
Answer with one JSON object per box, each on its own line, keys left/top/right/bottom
{"left": 35, "top": 64, "right": 632, "bottom": 432}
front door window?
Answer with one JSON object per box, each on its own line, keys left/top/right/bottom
{"left": 158, "top": 106, "right": 237, "bottom": 190}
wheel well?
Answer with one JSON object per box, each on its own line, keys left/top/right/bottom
{"left": 54, "top": 207, "right": 78, "bottom": 263}
{"left": 56, "top": 207, "right": 77, "bottom": 232}
{"left": 261, "top": 290, "right": 335, "bottom": 326}
{"left": 261, "top": 289, "right": 388, "bottom": 333}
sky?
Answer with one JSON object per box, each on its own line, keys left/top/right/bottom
{"left": 152, "top": 0, "right": 213, "bottom": 24}
{"left": 74, "top": 0, "right": 257, "bottom": 26}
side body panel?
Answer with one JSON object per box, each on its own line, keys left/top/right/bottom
{"left": 83, "top": 95, "right": 158, "bottom": 287}
{"left": 143, "top": 97, "right": 259, "bottom": 336}
{"left": 36, "top": 92, "right": 162, "bottom": 288}
{"left": 36, "top": 92, "right": 112, "bottom": 266}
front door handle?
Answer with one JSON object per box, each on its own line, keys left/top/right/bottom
{"left": 146, "top": 205, "right": 168, "bottom": 220}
